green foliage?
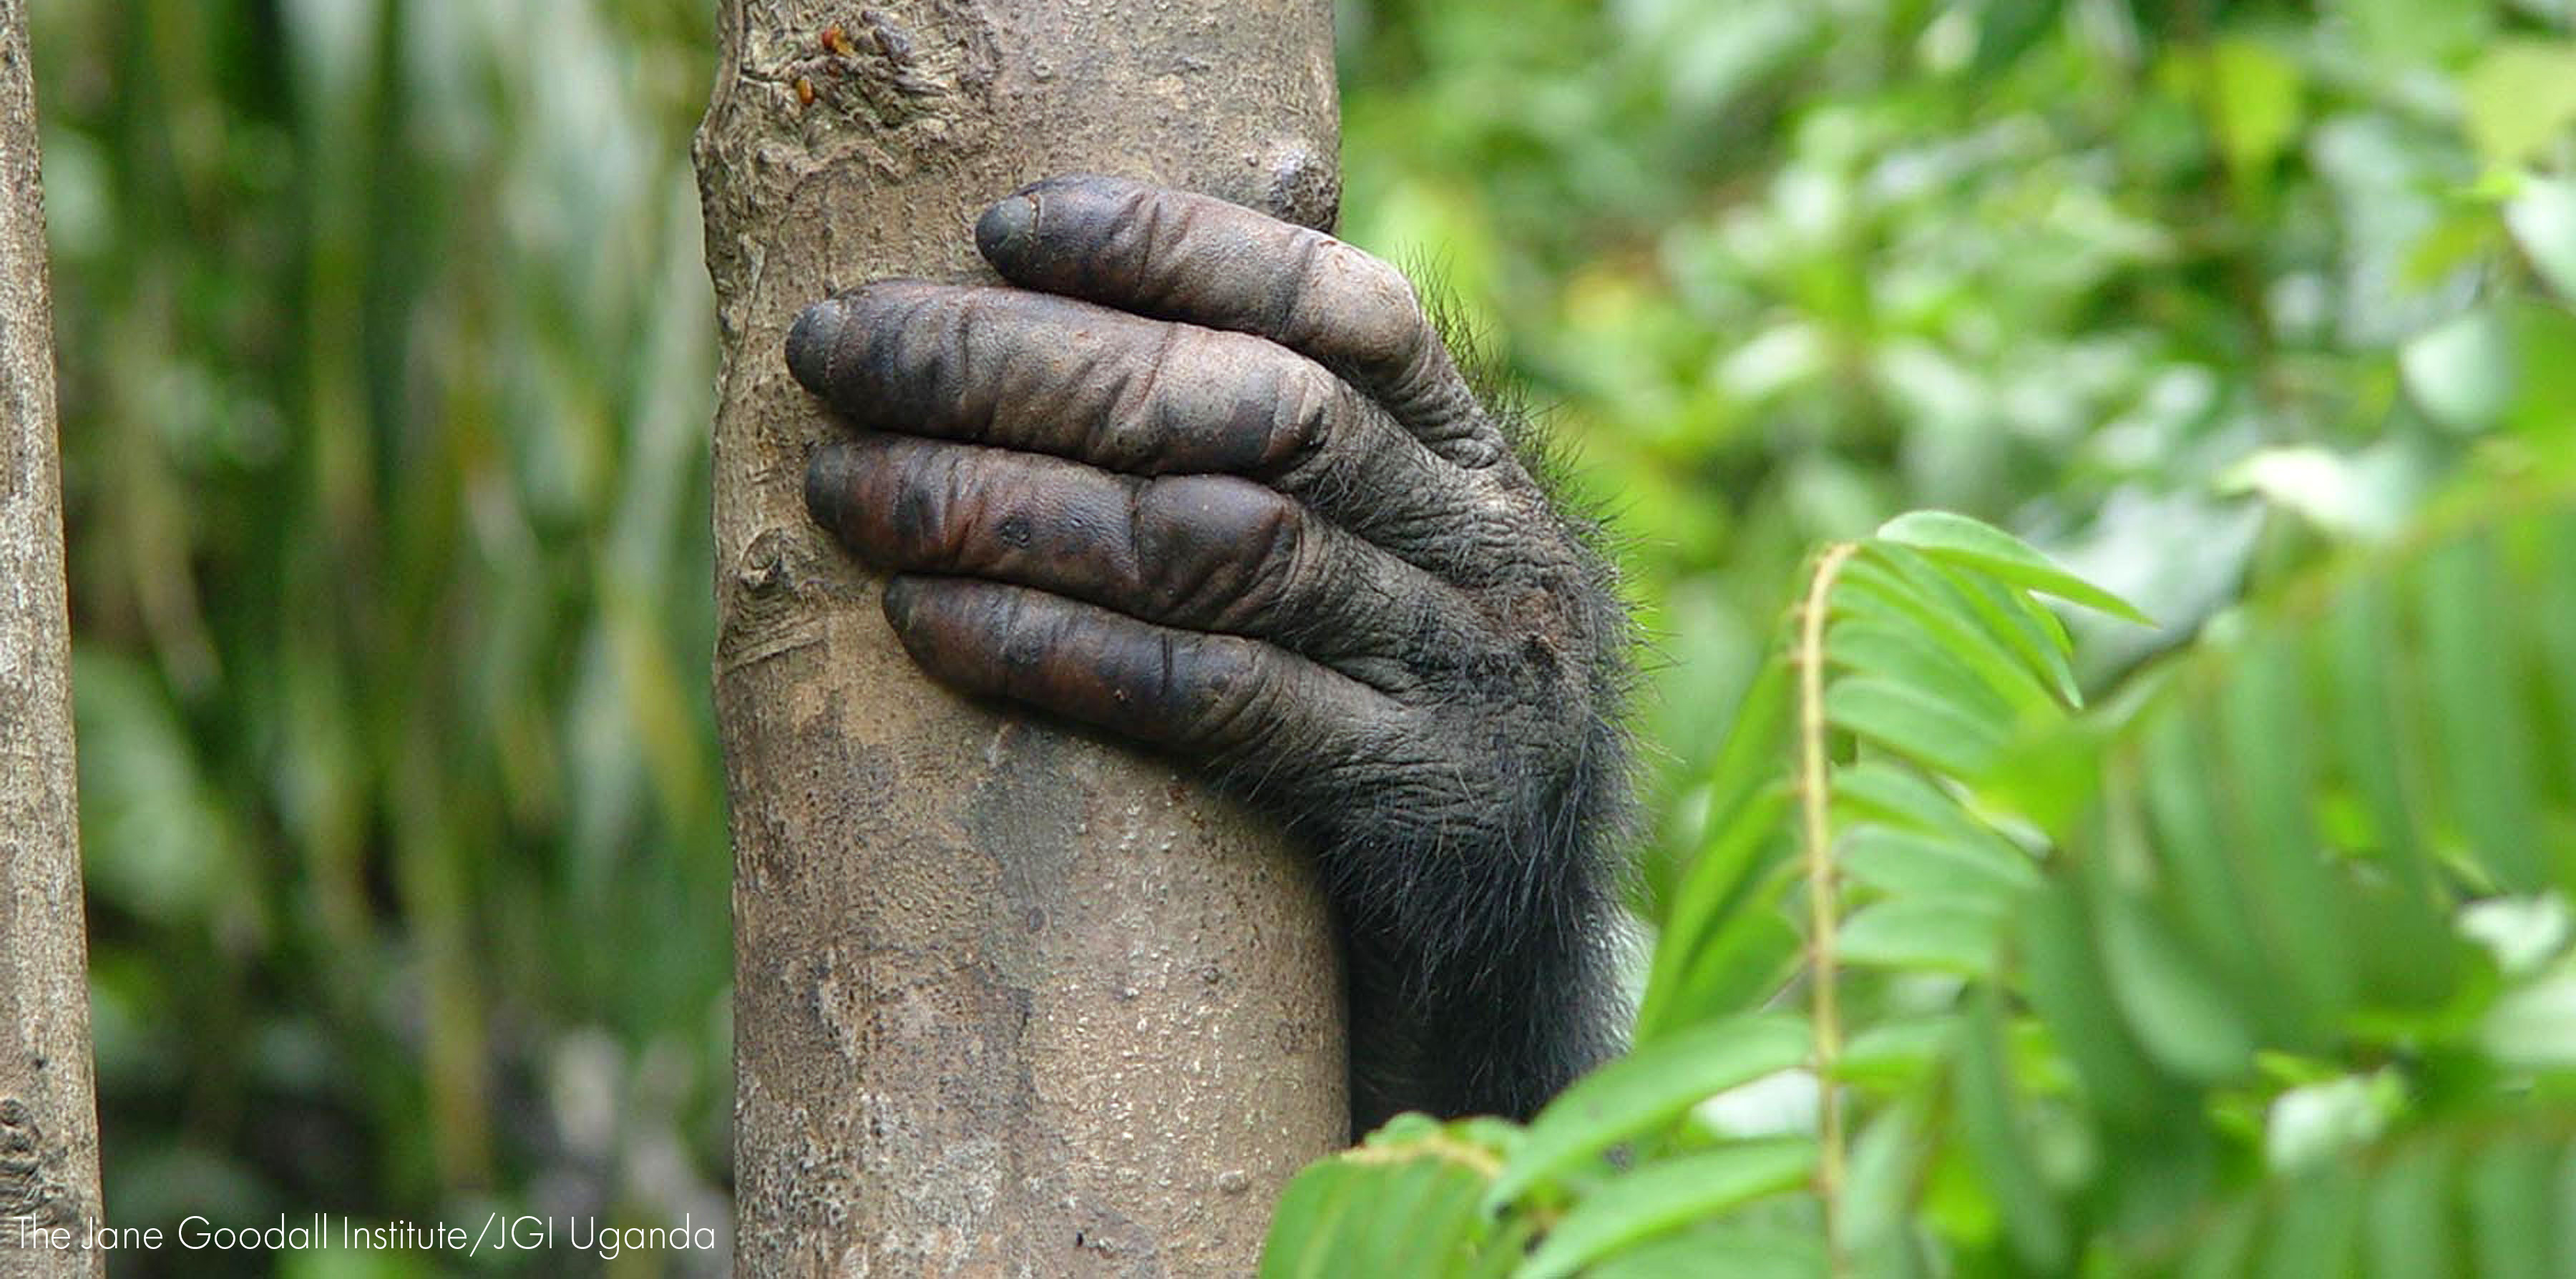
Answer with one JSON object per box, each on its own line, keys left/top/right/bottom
{"left": 36, "top": 0, "right": 730, "bottom": 1243}
{"left": 1268, "top": 1, "right": 2576, "bottom": 1266}
{"left": 1262, "top": 481, "right": 2576, "bottom": 1271}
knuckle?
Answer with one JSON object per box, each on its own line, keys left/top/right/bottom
{"left": 1176, "top": 637, "right": 1278, "bottom": 749}
{"left": 1327, "top": 246, "right": 1428, "bottom": 364}
{"left": 1130, "top": 476, "right": 1304, "bottom": 620}
{"left": 1266, "top": 362, "right": 1340, "bottom": 470}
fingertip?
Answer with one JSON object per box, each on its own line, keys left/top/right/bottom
{"left": 880, "top": 574, "right": 926, "bottom": 632}
{"left": 803, "top": 441, "right": 854, "bottom": 535}
{"left": 784, "top": 296, "right": 847, "bottom": 394}
{"left": 974, "top": 193, "right": 1038, "bottom": 270}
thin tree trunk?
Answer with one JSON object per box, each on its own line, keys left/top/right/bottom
{"left": 693, "top": 3, "right": 1347, "bottom": 1273}
{"left": 0, "top": 1, "right": 106, "bottom": 1273}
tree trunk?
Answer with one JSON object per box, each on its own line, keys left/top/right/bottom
{"left": 692, "top": 3, "right": 1347, "bottom": 1273}
{"left": 0, "top": 1, "right": 106, "bottom": 1274}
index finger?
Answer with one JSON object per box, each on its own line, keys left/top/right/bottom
{"left": 973, "top": 175, "right": 1503, "bottom": 467}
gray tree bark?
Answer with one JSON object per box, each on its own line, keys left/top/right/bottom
{"left": 693, "top": 3, "right": 1347, "bottom": 1273}
{"left": 0, "top": 0, "right": 106, "bottom": 1273}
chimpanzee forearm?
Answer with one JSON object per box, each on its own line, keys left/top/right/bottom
{"left": 784, "top": 175, "right": 1637, "bottom": 1130}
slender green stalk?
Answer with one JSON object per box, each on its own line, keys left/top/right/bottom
{"left": 1797, "top": 542, "right": 1858, "bottom": 1275}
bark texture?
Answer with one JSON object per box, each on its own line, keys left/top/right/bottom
{"left": 693, "top": 4, "right": 1347, "bottom": 1273}
{"left": 0, "top": 1, "right": 106, "bottom": 1273}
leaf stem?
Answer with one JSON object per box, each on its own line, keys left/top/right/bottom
{"left": 1799, "top": 541, "right": 1858, "bottom": 1275}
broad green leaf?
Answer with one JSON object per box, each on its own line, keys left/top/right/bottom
{"left": 1840, "top": 1099, "right": 1926, "bottom": 1257}
{"left": 2181, "top": 1201, "right": 2262, "bottom": 1279}
{"left": 1839, "top": 897, "right": 2007, "bottom": 976}
{"left": 2207, "top": 39, "right": 2305, "bottom": 187}
{"left": 2215, "top": 633, "right": 2355, "bottom": 1035}
{"left": 1582, "top": 1223, "right": 1825, "bottom": 1279}
{"left": 2363, "top": 1139, "right": 2456, "bottom": 1279}
{"left": 2482, "top": 971, "right": 2576, "bottom": 1068}
{"left": 1838, "top": 822, "right": 2039, "bottom": 904}
{"left": 1831, "top": 760, "right": 1981, "bottom": 839}
{"left": 1652, "top": 888, "right": 1805, "bottom": 1038}
{"left": 1833, "top": 553, "right": 2062, "bottom": 715}
{"left": 2465, "top": 1137, "right": 2557, "bottom": 1279}
{"left": 2141, "top": 709, "right": 2292, "bottom": 1034}
{"left": 1514, "top": 1139, "right": 1818, "bottom": 1279}
{"left": 2420, "top": 535, "right": 2545, "bottom": 891}
{"left": 2401, "top": 308, "right": 2515, "bottom": 432}
{"left": 1839, "top": 1017, "right": 1952, "bottom": 1088}
{"left": 2506, "top": 175, "right": 2576, "bottom": 303}
{"left": 1262, "top": 1118, "right": 1522, "bottom": 1279}
{"left": 1488, "top": 1013, "right": 1810, "bottom": 1211}
{"left": 1638, "top": 792, "right": 1797, "bottom": 1039}
{"left": 1859, "top": 559, "right": 2084, "bottom": 719}
{"left": 2016, "top": 876, "right": 2168, "bottom": 1123}
{"left": 2340, "top": 0, "right": 2493, "bottom": 64}
{"left": 1967, "top": 567, "right": 2086, "bottom": 708}
{"left": 1648, "top": 787, "right": 1789, "bottom": 986}
{"left": 2462, "top": 41, "right": 2576, "bottom": 167}
{"left": 1872, "top": 542, "right": 2079, "bottom": 707}
{"left": 2532, "top": 512, "right": 2576, "bottom": 854}
{"left": 2258, "top": 1165, "right": 2363, "bottom": 1279}
{"left": 2264, "top": 1072, "right": 2401, "bottom": 1172}
{"left": 2094, "top": 886, "right": 2257, "bottom": 1082}
{"left": 1828, "top": 677, "right": 2006, "bottom": 780}
{"left": 1877, "top": 511, "right": 2151, "bottom": 623}
{"left": 2323, "top": 577, "right": 2438, "bottom": 906}
{"left": 1954, "top": 991, "right": 2069, "bottom": 1273}
{"left": 1703, "top": 657, "right": 1795, "bottom": 828}
{"left": 1829, "top": 619, "right": 2019, "bottom": 728}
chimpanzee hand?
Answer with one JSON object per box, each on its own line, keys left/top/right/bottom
{"left": 784, "top": 175, "right": 1634, "bottom": 1129}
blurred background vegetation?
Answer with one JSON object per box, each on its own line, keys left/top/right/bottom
{"left": 29, "top": 0, "right": 2575, "bottom": 1271}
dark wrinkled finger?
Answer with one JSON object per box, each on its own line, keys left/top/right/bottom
{"left": 784, "top": 280, "right": 1477, "bottom": 547}
{"left": 806, "top": 436, "right": 1475, "bottom": 675}
{"left": 881, "top": 575, "right": 1398, "bottom": 761}
{"left": 972, "top": 175, "right": 1504, "bottom": 467}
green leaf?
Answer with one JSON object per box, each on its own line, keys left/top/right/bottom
{"left": 1838, "top": 822, "right": 2039, "bottom": 904}
{"left": 1840, "top": 1099, "right": 1926, "bottom": 1257}
{"left": 1581, "top": 1223, "right": 1825, "bottom": 1279}
{"left": 1835, "top": 552, "right": 2062, "bottom": 714}
{"left": 1954, "top": 989, "right": 2069, "bottom": 1272}
{"left": 2401, "top": 308, "right": 2515, "bottom": 432}
{"left": 2215, "top": 632, "right": 2355, "bottom": 1034}
{"left": 1829, "top": 619, "right": 2019, "bottom": 728}
{"left": 2016, "top": 876, "right": 2168, "bottom": 1123}
{"left": 2141, "top": 710, "right": 2288, "bottom": 1032}
{"left": 1488, "top": 1012, "right": 1811, "bottom": 1211}
{"left": 2506, "top": 175, "right": 2576, "bottom": 303}
{"left": 2206, "top": 39, "right": 2305, "bottom": 187}
{"left": 1638, "top": 790, "right": 1797, "bottom": 1038}
{"left": 1828, "top": 677, "right": 2007, "bottom": 779}
{"left": 2323, "top": 577, "right": 2438, "bottom": 906}
{"left": 2462, "top": 41, "right": 2576, "bottom": 167}
{"left": 1839, "top": 897, "right": 2007, "bottom": 976}
{"left": 1839, "top": 1017, "right": 1953, "bottom": 1088}
{"left": 1876, "top": 511, "right": 2151, "bottom": 623}
{"left": 2419, "top": 535, "right": 2545, "bottom": 891}
{"left": 2363, "top": 1139, "right": 2457, "bottom": 1279}
{"left": 2464, "top": 1136, "right": 2557, "bottom": 1279}
{"left": 2094, "top": 886, "right": 2257, "bottom": 1083}
{"left": 1514, "top": 1139, "right": 1818, "bottom": 1279}
{"left": 1875, "top": 542, "right": 2086, "bottom": 711}
{"left": 2481, "top": 971, "right": 2576, "bottom": 1069}
{"left": 1262, "top": 1119, "right": 1523, "bottom": 1279}
{"left": 1831, "top": 761, "right": 2031, "bottom": 870}
{"left": 2258, "top": 1165, "right": 2363, "bottom": 1279}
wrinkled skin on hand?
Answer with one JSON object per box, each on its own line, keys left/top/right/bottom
{"left": 785, "top": 175, "right": 1634, "bottom": 1130}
